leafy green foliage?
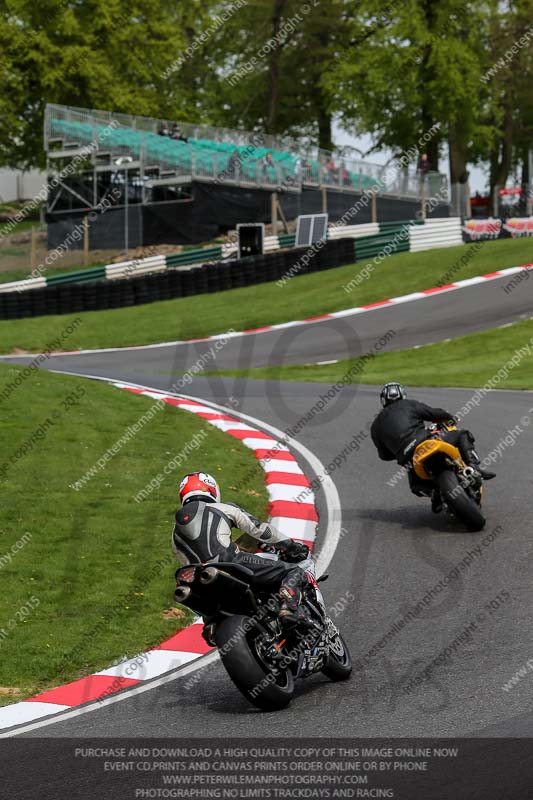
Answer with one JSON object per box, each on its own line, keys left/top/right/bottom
{"left": 0, "top": 0, "right": 531, "bottom": 185}
{"left": 0, "top": 0, "right": 214, "bottom": 167}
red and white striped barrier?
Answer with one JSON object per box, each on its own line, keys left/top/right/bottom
{"left": 0, "top": 386, "right": 317, "bottom": 732}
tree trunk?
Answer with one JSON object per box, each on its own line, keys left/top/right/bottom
{"left": 448, "top": 129, "right": 468, "bottom": 184}
{"left": 488, "top": 145, "right": 500, "bottom": 216}
{"left": 266, "top": 0, "right": 287, "bottom": 134}
{"left": 420, "top": 0, "right": 440, "bottom": 172}
{"left": 489, "top": 100, "right": 514, "bottom": 213}
{"left": 420, "top": 105, "right": 440, "bottom": 171}
{"left": 317, "top": 97, "right": 333, "bottom": 152}
{"left": 519, "top": 142, "right": 530, "bottom": 214}
{"left": 448, "top": 127, "right": 469, "bottom": 216}
{"left": 314, "top": 22, "right": 334, "bottom": 152}
{"left": 520, "top": 143, "right": 530, "bottom": 187}
{"left": 493, "top": 104, "right": 514, "bottom": 187}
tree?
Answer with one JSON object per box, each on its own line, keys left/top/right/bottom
{"left": 323, "top": 0, "right": 493, "bottom": 178}
{"left": 266, "top": 0, "right": 288, "bottom": 133}
{"left": 0, "top": 0, "right": 214, "bottom": 168}
{"left": 205, "top": 0, "right": 353, "bottom": 149}
{"left": 3, "top": 0, "right": 530, "bottom": 194}
{"left": 479, "top": 0, "right": 533, "bottom": 207}
{"left": 204, "top": 0, "right": 313, "bottom": 139}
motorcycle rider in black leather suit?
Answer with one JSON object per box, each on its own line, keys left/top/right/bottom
{"left": 370, "top": 383, "right": 496, "bottom": 511}
{"left": 172, "top": 472, "right": 311, "bottom": 641}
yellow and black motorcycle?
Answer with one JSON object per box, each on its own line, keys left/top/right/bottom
{"left": 410, "top": 422, "right": 485, "bottom": 531}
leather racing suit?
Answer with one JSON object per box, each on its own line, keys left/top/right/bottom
{"left": 370, "top": 398, "right": 486, "bottom": 494}
{"left": 172, "top": 499, "right": 308, "bottom": 631}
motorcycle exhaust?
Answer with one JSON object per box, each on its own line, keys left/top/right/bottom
{"left": 199, "top": 567, "right": 219, "bottom": 585}
{"left": 174, "top": 586, "right": 192, "bottom": 603}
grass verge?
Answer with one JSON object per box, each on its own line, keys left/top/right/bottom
{"left": 0, "top": 365, "right": 268, "bottom": 705}
{"left": 0, "top": 237, "right": 531, "bottom": 353}
{"left": 206, "top": 320, "right": 533, "bottom": 390}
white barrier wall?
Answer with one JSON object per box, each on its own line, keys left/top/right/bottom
{"left": 0, "top": 169, "right": 47, "bottom": 203}
{"left": 409, "top": 217, "right": 462, "bottom": 252}
{"left": 105, "top": 255, "right": 167, "bottom": 280}
{"left": 328, "top": 223, "right": 380, "bottom": 239}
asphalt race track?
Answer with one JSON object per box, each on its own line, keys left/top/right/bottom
{"left": 2, "top": 278, "right": 533, "bottom": 738}
{"left": 6, "top": 271, "right": 532, "bottom": 376}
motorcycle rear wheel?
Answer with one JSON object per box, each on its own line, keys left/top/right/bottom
{"left": 215, "top": 614, "right": 294, "bottom": 711}
{"left": 437, "top": 470, "right": 485, "bottom": 532}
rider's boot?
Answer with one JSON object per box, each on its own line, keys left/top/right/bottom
{"left": 278, "top": 585, "right": 312, "bottom": 629}
{"left": 279, "top": 585, "right": 301, "bottom": 627}
{"left": 465, "top": 450, "right": 496, "bottom": 481}
{"left": 408, "top": 468, "right": 428, "bottom": 497}
{"left": 201, "top": 619, "right": 217, "bottom": 647}
{"left": 459, "top": 434, "right": 496, "bottom": 481}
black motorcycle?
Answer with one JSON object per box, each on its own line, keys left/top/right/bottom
{"left": 174, "top": 554, "right": 352, "bottom": 711}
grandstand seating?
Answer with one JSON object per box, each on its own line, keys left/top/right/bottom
{"left": 48, "top": 115, "right": 377, "bottom": 192}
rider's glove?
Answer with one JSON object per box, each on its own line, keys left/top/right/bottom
{"left": 256, "top": 541, "right": 277, "bottom": 554}
{"left": 276, "top": 539, "right": 310, "bottom": 563}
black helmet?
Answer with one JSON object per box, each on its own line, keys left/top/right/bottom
{"left": 380, "top": 382, "right": 406, "bottom": 407}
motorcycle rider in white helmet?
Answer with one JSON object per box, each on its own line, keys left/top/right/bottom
{"left": 172, "top": 472, "right": 310, "bottom": 643}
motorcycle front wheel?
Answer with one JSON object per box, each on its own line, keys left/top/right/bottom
{"left": 322, "top": 625, "right": 352, "bottom": 681}
{"left": 215, "top": 614, "right": 294, "bottom": 711}
{"left": 437, "top": 470, "right": 485, "bottom": 532}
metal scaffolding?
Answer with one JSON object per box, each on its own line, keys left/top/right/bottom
{"left": 44, "top": 104, "right": 449, "bottom": 214}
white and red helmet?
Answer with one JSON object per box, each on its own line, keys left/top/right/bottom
{"left": 179, "top": 472, "right": 220, "bottom": 505}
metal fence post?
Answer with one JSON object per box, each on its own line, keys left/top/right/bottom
{"left": 84, "top": 216, "right": 89, "bottom": 265}
{"left": 31, "top": 227, "right": 37, "bottom": 271}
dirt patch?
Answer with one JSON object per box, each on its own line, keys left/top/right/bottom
{"left": 161, "top": 608, "right": 186, "bottom": 621}
{"left": 0, "top": 687, "right": 23, "bottom": 697}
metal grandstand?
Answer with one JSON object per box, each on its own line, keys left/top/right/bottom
{"left": 44, "top": 104, "right": 448, "bottom": 213}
